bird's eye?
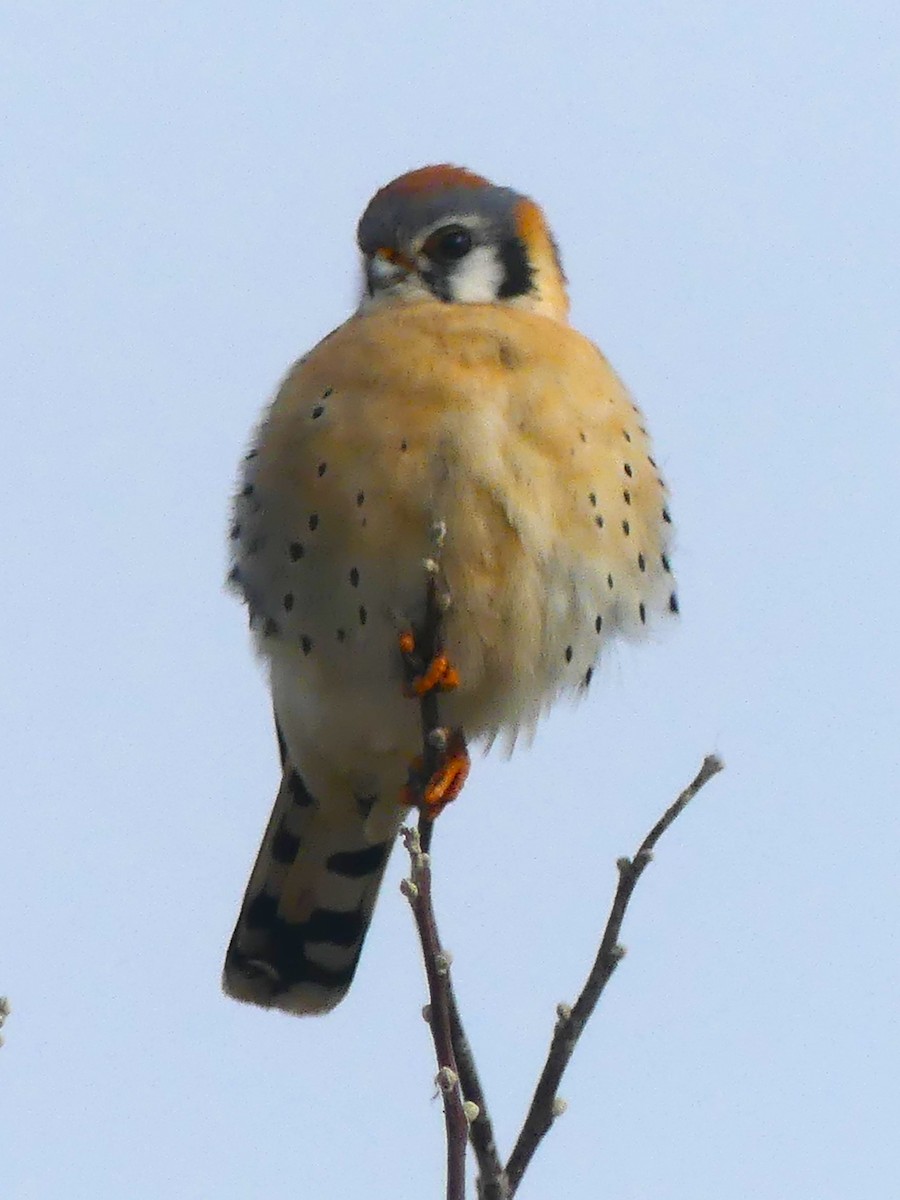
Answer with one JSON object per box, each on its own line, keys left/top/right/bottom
{"left": 423, "top": 225, "right": 473, "bottom": 263}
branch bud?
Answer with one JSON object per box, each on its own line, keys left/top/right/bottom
{"left": 400, "top": 878, "right": 419, "bottom": 900}
{"left": 463, "top": 1100, "right": 481, "bottom": 1124}
{"left": 552, "top": 1097, "right": 568, "bottom": 1118}
{"left": 435, "top": 950, "right": 453, "bottom": 975}
{"left": 436, "top": 1066, "right": 459, "bottom": 1093}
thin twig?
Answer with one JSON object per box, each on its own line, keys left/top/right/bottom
{"left": 448, "top": 990, "right": 509, "bottom": 1200}
{"left": 402, "top": 828, "right": 469, "bottom": 1200}
{"left": 505, "top": 754, "right": 724, "bottom": 1194}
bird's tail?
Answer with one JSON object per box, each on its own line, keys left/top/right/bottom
{"left": 223, "top": 761, "right": 403, "bottom": 1015}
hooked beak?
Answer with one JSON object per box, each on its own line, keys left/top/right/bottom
{"left": 366, "top": 246, "right": 416, "bottom": 292}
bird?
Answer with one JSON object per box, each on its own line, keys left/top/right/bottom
{"left": 223, "top": 164, "right": 678, "bottom": 1016}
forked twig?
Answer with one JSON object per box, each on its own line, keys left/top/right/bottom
{"left": 401, "top": 544, "right": 723, "bottom": 1197}
{"left": 504, "top": 754, "right": 724, "bottom": 1193}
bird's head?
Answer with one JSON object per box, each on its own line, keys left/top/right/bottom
{"left": 356, "top": 165, "right": 569, "bottom": 321}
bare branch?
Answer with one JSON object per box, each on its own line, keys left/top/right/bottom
{"left": 401, "top": 827, "right": 469, "bottom": 1200}
{"left": 505, "top": 754, "right": 724, "bottom": 1193}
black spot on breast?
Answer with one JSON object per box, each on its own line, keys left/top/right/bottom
{"left": 661, "top": 553, "right": 672, "bottom": 573}
{"left": 308, "top": 513, "right": 319, "bottom": 531}
{"left": 322, "top": 387, "right": 333, "bottom": 399}
{"left": 356, "top": 491, "right": 365, "bottom": 506}
{"left": 622, "top": 519, "right": 630, "bottom": 536}
{"left": 317, "top": 462, "right": 327, "bottom": 477}
{"left": 349, "top": 567, "right": 359, "bottom": 587}
{"left": 230, "top": 523, "right": 241, "bottom": 540}
{"left": 498, "top": 339, "right": 521, "bottom": 369}
{"left": 244, "top": 449, "right": 258, "bottom": 461}
{"left": 290, "top": 542, "right": 305, "bottom": 561}
{"left": 246, "top": 537, "right": 262, "bottom": 555}
{"left": 607, "top": 573, "right": 614, "bottom": 589}
{"left": 595, "top": 515, "right": 604, "bottom": 528}
{"left": 662, "top": 507, "right": 673, "bottom": 524}
{"left": 228, "top": 565, "right": 242, "bottom": 585}
{"left": 595, "top": 614, "right": 603, "bottom": 633}
{"left": 400, "top": 440, "right": 408, "bottom": 452}
{"left": 669, "top": 592, "right": 680, "bottom": 614}
{"left": 301, "top": 635, "right": 313, "bottom": 655}
{"left": 588, "top": 492, "right": 597, "bottom": 507}
{"left": 623, "top": 489, "right": 632, "bottom": 505}
{"left": 263, "top": 618, "right": 280, "bottom": 638}
{"left": 639, "top": 602, "right": 647, "bottom": 624}
{"left": 241, "top": 484, "right": 254, "bottom": 497}
{"left": 283, "top": 593, "right": 294, "bottom": 611}
{"left": 623, "top": 430, "right": 632, "bottom": 443}
{"left": 624, "top": 463, "right": 633, "bottom": 478}
{"left": 580, "top": 431, "right": 587, "bottom": 443}
{"left": 638, "top": 553, "right": 646, "bottom": 572}
{"left": 311, "top": 405, "right": 324, "bottom": 419}
{"left": 584, "top": 666, "right": 594, "bottom": 687}
{"left": 336, "top": 629, "right": 346, "bottom": 642}
{"left": 565, "top": 645, "right": 573, "bottom": 663}
{"left": 647, "top": 455, "right": 657, "bottom": 468}
{"left": 358, "top": 605, "right": 368, "bottom": 626}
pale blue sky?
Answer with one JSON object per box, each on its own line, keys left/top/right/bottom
{"left": 2, "top": 3, "right": 898, "bottom": 1197}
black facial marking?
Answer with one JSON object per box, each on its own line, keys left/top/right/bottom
{"left": 497, "top": 236, "right": 534, "bottom": 298}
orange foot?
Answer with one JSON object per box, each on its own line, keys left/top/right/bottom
{"left": 399, "top": 630, "right": 460, "bottom": 697}
{"left": 405, "top": 730, "right": 470, "bottom": 819}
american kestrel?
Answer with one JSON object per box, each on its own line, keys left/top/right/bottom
{"left": 224, "top": 165, "right": 677, "bottom": 1015}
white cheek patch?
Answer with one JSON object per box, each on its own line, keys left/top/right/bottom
{"left": 448, "top": 245, "right": 504, "bottom": 303}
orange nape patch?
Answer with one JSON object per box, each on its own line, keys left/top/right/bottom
{"left": 513, "top": 197, "right": 553, "bottom": 245}
{"left": 374, "top": 164, "right": 492, "bottom": 200}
